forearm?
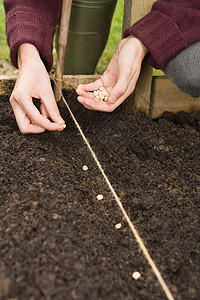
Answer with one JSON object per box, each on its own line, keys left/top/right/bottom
{"left": 3, "top": 0, "right": 62, "bottom": 71}
{"left": 17, "top": 44, "right": 41, "bottom": 69}
{"left": 124, "top": 0, "right": 200, "bottom": 69}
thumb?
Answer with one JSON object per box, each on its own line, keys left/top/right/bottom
{"left": 50, "top": 109, "right": 65, "bottom": 125}
{"left": 108, "top": 73, "right": 129, "bottom": 104}
{"left": 42, "top": 92, "right": 65, "bottom": 124}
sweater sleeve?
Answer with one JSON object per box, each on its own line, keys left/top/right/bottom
{"left": 124, "top": 0, "right": 200, "bottom": 69}
{"left": 3, "top": 0, "right": 62, "bottom": 71}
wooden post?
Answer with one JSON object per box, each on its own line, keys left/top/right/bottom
{"left": 54, "top": 0, "right": 72, "bottom": 102}
{"left": 123, "top": 0, "right": 155, "bottom": 116}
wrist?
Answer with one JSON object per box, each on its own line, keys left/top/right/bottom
{"left": 127, "top": 36, "right": 148, "bottom": 59}
{"left": 137, "top": 38, "right": 148, "bottom": 58}
{"left": 17, "top": 43, "right": 41, "bottom": 69}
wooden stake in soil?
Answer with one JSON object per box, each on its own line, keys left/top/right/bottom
{"left": 54, "top": 0, "right": 72, "bottom": 102}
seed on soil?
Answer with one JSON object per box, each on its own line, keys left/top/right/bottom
{"left": 39, "top": 157, "right": 46, "bottom": 162}
{"left": 82, "top": 165, "right": 88, "bottom": 171}
{"left": 132, "top": 272, "right": 141, "bottom": 280}
{"left": 115, "top": 223, "right": 122, "bottom": 229}
{"left": 96, "top": 194, "right": 103, "bottom": 200}
{"left": 31, "top": 201, "right": 38, "bottom": 210}
{"left": 53, "top": 213, "right": 59, "bottom": 220}
{"left": 93, "top": 87, "right": 112, "bottom": 102}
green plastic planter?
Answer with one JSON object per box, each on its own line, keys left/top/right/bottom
{"left": 56, "top": 0, "right": 117, "bottom": 75}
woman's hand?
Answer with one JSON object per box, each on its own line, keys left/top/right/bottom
{"left": 76, "top": 36, "right": 148, "bottom": 112}
{"left": 10, "top": 43, "right": 65, "bottom": 134}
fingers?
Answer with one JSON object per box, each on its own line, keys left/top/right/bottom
{"left": 11, "top": 52, "right": 66, "bottom": 134}
{"left": 77, "top": 96, "right": 117, "bottom": 112}
{"left": 10, "top": 95, "right": 65, "bottom": 134}
{"left": 40, "top": 102, "right": 49, "bottom": 118}
{"left": 76, "top": 87, "right": 95, "bottom": 100}
{"left": 77, "top": 36, "right": 142, "bottom": 112}
{"left": 20, "top": 96, "right": 64, "bottom": 130}
{"left": 108, "top": 72, "right": 130, "bottom": 104}
{"left": 77, "top": 78, "right": 103, "bottom": 92}
{"left": 10, "top": 97, "right": 46, "bottom": 134}
{"left": 77, "top": 73, "right": 137, "bottom": 112}
{"left": 41, "top": 90, "right": 65, "bottom": 125}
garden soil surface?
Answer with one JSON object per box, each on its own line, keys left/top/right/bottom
{"left": 0, "top": 90, "right": 200, "bottom": 300}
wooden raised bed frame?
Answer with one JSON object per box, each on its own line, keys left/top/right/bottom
{"left": 1, "top": 74, "right": 200, "bottom": 119}
{"left": 0, "top": 0, "right": 200, "bottom": 118}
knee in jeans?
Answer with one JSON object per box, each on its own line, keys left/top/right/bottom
{"left": 164, "top": 48, "right": 200, "bottom": 98}
{"left": 165, "top": 65, "right": 200, "bottom": 98}
{"left": 178, "top": 71, "right": 200, "bottom": 98}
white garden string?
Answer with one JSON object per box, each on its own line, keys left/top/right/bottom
{"left": 53, "top": 79, "right": 174, "bottom": 300}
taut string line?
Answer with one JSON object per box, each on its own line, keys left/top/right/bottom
{"left": 52, "top": 78, "right": 174, "bottom": 300}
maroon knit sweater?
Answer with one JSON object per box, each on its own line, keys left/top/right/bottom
{"left": 3, "top": 0, "right": 62, "bottom": 71}
{"left": 124, "top": 0, "right": 200, "bottom": 69}
{"left": 3, "top": 0, "right": 200, "bottom": 71}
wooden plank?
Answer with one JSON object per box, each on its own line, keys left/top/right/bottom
{"left": 61, "top": 74, "right": 100, "bottom": 90}
{"left": 123, "top": 59, "right": 153, "bottom": 115}
{"left": 0, "top": 74, "right": 100, "bottom": 96}
{"left": 150, "top": 76, "right": 200, "bottom": 118}
{"left": 123, "top": 0, "right": 155, "bottom": 27}
{"left": 0, "top": 75, "right": 17, "bottom": 97}
{"left": 1, "top": 75, "right": 200, "bottom": 118}
{"left": 123, "top": 0, "right": 155, "bottom": 116}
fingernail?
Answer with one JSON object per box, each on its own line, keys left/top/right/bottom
{"left": 58, "top": 118, "right": 65, "bottom": 124}
{"left": 59, "top": 123, "right": 66, "bottom": 131}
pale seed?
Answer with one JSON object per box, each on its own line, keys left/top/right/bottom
{"left": 53, "top": 213, "right": 59, "bottom": 219}
{"left": 115, "top": 223, "right": 122, "bottom": 229}
{"left": 132, "top": 272, "right": 141, "bottom": 280}
{"left": 97, "top": 194, "right": 103, "bottom": 200}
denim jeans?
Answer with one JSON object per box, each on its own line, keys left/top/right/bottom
{"left": 163, "top": 41, "right": 200, "bottom": 98}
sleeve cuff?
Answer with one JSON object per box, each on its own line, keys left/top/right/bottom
{"left": 124, "top": 11, "right": 188, "bottom": 69}
{"left": 6, "top": 9, "right": 55, "bottom": 72}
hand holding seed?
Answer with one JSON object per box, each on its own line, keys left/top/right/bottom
{"left": 93, "top": 87, "right": 112, "bottom": 102}
{"left": 76, "top": 36, "right": 148, "bottom": 112}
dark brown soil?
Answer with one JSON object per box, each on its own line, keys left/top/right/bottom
{"left": 0, "top": 90, "right": 200, "bottom": 300}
